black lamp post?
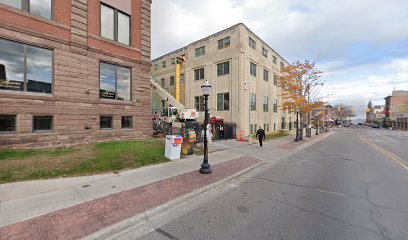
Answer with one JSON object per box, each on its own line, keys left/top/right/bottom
{"left": 295, "top": 107, "right": 300, "bottom": 142}
{"left": 200, "top": 80, "right": 212, "bottom": 174}
{"left": 315, "top": 113, "right": 319, "bottom": 135}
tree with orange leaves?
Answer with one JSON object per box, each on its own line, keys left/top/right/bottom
{"left": 278, "top": 60, "right": 325, "bottom": 140}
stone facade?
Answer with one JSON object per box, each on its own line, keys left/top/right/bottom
{"left": 151, "top": 23, "right": 295, "bottom": 136}
{"left": 385, "top": 90, "right": 408, "bottom": 130}
{"left": 0, "top": 0, "right": 152, "bottom": 148}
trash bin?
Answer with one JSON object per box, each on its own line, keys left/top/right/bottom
{"left": 165, "top": 135, "right": 183, "bottom": 160}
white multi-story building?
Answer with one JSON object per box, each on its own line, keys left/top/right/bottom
{"left": 151, "top": 23, "right": 295, "bottom": 136}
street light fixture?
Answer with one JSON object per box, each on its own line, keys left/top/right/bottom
{"left": 200, "top": 80, "right": 212, "bottom": 174}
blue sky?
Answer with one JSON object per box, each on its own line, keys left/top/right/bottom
{"left": 151, "top": 0, "right": 408, "bottom": 119}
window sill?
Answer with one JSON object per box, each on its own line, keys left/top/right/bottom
{"left": 33, "top": 130, "right": 53, "bottom": 133}
{"left": 100, "top": 128, "right": 113, "bottom": 130}
{"left": 0, "top": 131, "right": 16, "bottom": 135}
{"left": 89, "top": 34, "right": 139, "bottom": 51}
{"left": 99, "top": 98, "right": 133, "bottom": 105}
{"left": 0, "top": 89, "right": 53, "bottom": 97}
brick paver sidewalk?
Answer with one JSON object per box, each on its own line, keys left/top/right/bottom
{"left": 0, "top": 157, "right": 262, "bottom": 240}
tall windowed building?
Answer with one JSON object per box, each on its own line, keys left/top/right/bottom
{"left": 151, "top": 23, "right": 295, "bottom": 136}
{"left": 0, "top": 0, "right": 152, "bottom": 147}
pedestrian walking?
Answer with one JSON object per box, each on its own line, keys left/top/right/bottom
{"left": 256, "top": 126, "right": 265, "bottom": 148}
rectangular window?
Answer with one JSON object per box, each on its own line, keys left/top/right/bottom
{"left": 250, "top": 62, "right": 257, "bottom": 77}
{"left": 1, "top": 0, "right": 52, "bottom": 19}
{"left": 195, "top": 46, "right": 205, "bottom": 57}
{"left": 161, "top": 78, "right": 165, "bottom": 87}
{"left": 180, "top": 73, "right": 185, "bottom": 85}
{"left": 0, "top": 115, "right": 16, "bottom": 132}
{"left": 121, "top": 116, "right": 132, "bottom": 129}
{"left": 249, "top": 37, "right": 256, "bottom": 49}
{"left": 170, "top": 76, "right": 175, "bottom": 86}
{"left": 217, "top": 93, "right": 229, "bottom": 111}
{"left": 194, "top": 68, "right": 205, "bottom": 81}
{"left": 100, "top": 116, "right": 113, "bottom": 129}
{"left": 154, "top": 64, "right": 158, "bottom": 70}
{"left": 217, "top": 61, "right": 230, "bottom": 76}
{"left": 170, "top": 58, "right": 176, "bottom": 65}
{"left": 263, "top": 96, "right": 268, "bottom": 112}
{"left": 194, "top": 96, "right": 204, "bottom": 111}
{"left": 262, "top": 47, "right": 268, "bottom": 57}
{"left": 33, "top": 116, "right": 53, "bottom": 132}
{"left": 0, "top": 38, "right": 52, "bottom": 94}
{"left": 273, "top": 74, "right": 278, "bottom": 86}
{"left": 250, "top": 124, "right": 253, "bottom": 134}
{"left": 99, "top": 62, "right": 131, "bottom": 101}
{"left": 250, "top": 93, "right": 256, "bottom": 111}
{"left": 263, "top": 69, "right": 269, "bottom": 81}
{"left": 273, "top": 99, "right": 278, "bottom": 113}
{"left": 272, "top": 55, "right": 277, "bottom": 64}
{"left": 162, "top": 61, "right": 166, "bottom": 68}
{"left": 280, "top": 62, "right": 284, "bottom": 69}
{"left": 218, "top": 37, "right": 230, "bottom": 50}
{"left": 101, "top": 4, "right": 130, "bottom": 45}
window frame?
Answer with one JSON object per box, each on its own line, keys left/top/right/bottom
{"left": 160, "top": 78, "right": 165, "bottom": 87}
{"left": 217, "top": 61, "right": 230, "bottom": 76}
{"left": 0, "top": 115, "right": 16, "bottom": 133}
{"left": 100, "top": 116, "right": 113, "bottom": 130}
{"left": 32, "top": 115, "right": 53, "bottom": 132}
{"left": 121, "top": 116, "right": 133, "bottom": 129}
{"left": 99, "top": 62, "right": 132, "bottom": 101}
{"left": 195, "top": 46, "right": 206, "bottom": 57}
{"left": 218, "top": 37, "right": 230, "bottom": 50}
{"left": 263, "top": 96, "right": 268, "bottom": 112}
{"left": 250, "top": 93, "right": 256, "bottom": 111}
{"left": 249, "top": 37, "right": 256, "bottom": 49}
{"left": 194, "top": 96, "right": 205, "bottom": 111}
{"left": 194, "top": 67, "right": 205, "bottom": 81}
{"left": 262, "top": 47, "right": 268, "bottom": 57}
{"left": 0, "top": 38, "right": 54, "bottom": 94}
{"left": 272, "top": 55, "right": 277, "bottom": 64}
{"left": 162, "top": 61, "right": 166, "bottom": 68}
{"left": 169, "top": 76, "right": 175, "bottom": 86}
{"left": 250, "top": 62, "right": 257, "bottom": 77}
{"left": 273, "top": 74, "right": 278, "bottom": 86}
{"left": 263, "top": 69, "right": 269, "bottom": 81}
{"left": 100, "top": 3, "right": 131, "bottom": 46}
{"left": 1, "top": 0, "right": 54, "bottom": 20}
{"left": 217, "top": 92, "right": 230, "bottom": 111}
{"left": 273, "top": 98, "right": 278, "bottom": 113}
{"left": 280, "top": 62, "right": 284, "bottom": 70}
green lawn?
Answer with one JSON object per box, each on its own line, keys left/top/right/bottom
{"left": 0, "top": 139, "right": 168, "bottom": 184}
{"left": 264, "top": 132, "right": 289, "bottom": 140}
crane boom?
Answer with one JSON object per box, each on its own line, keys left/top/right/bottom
{"left": 150, "top": 77, "right": 185, "bottom": 110}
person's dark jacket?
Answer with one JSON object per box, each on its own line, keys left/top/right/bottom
{"left": 256, "top": 129, "right": 265, "bottom": 140}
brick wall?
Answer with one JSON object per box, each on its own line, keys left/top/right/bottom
{"left": 0, "top": 0, "right": 152, "bottom": 148}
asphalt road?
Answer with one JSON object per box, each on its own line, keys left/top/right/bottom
{"left": 137, "top": 127, "right": 408, "bottom": 240}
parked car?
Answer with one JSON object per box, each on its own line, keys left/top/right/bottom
{"left": 371, "top": 123, "right": 380, "bottom": 128}
{"left": 358, "top": 122, "right": 362, "bottom": 125}
{"left": 344, "top": 123, "right": 352, "bottom": 127}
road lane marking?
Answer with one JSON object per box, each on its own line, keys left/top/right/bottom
{"left": 359, "top": 134, "right": 408, "bottom": 171}
{"left": 377, "top": 133, "right": 399, "bottom": 143}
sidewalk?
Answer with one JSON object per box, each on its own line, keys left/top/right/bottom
{"left": 0, "top": 131, "right": 332, "bottom": 239}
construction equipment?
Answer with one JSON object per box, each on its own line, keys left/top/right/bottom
{"left": 150, "top": 54, "right": 198, "bottom": 123}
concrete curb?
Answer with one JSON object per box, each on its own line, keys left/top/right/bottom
{"left": 84, "top": 160, "right": 269, "bottom": 240}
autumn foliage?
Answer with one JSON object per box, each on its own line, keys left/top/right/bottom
{"left": 278, "top": 60, "right": 325, "bottom": 116}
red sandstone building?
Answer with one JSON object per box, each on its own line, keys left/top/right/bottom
{"left": 0, "top": 0, "right": 152, "bottom": 147}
